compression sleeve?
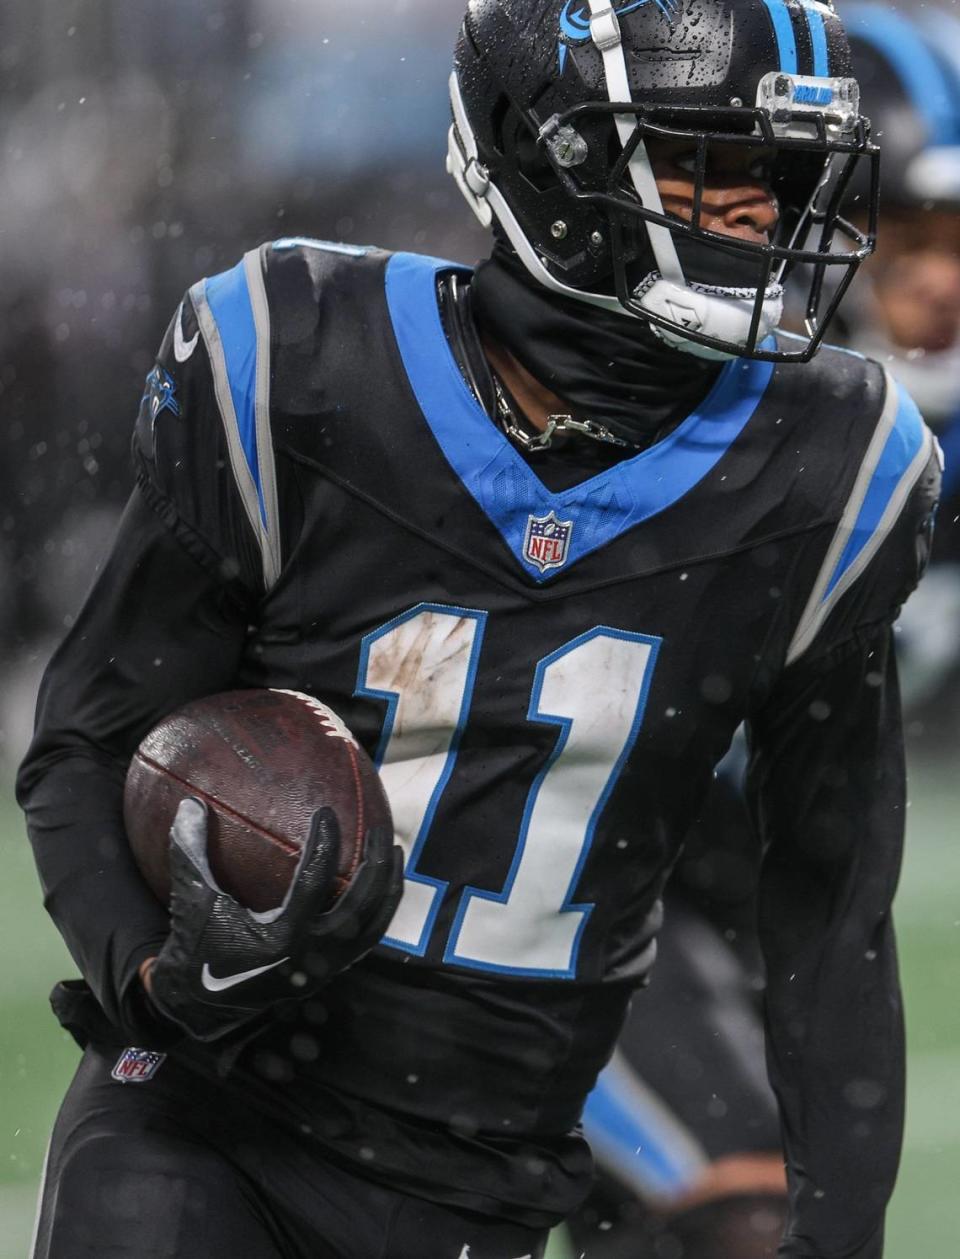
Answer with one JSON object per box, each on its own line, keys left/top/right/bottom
{"left": 744, "top": 375, "right": 942, "bottom": 1257}
{"left": 17, "top": 259, "right": 289, "bottom": 1039}
{"left": 747, "top": 626, "right": 906, "bottom": 1259}
{"left": 16, "top": 491, "right": 252, "bottom": 1039}
{"left": 744, "top": 407, "right": 940, "bottom": 1257}
{"left": 15, "top": 268, "right": 281, "bottom": 1040}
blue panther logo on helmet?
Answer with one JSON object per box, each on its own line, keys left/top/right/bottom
{"left": 558, "top": 0, "right": 680, "bottom": 69}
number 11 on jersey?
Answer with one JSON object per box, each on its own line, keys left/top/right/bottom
{"left": 356, "top": 605, "right": 661, "bottom": 979}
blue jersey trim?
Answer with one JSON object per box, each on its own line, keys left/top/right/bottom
{"left": 385, "top": 252, "right": 775, "bottom": 584}
{"left": 825, "top": 385, "right": 926, "bottom": 599}
{"left": 203, "top": 262, "right": 266, "bottom": 526}
{"left": 801, "top": 1, "right": 829, "bottom": 77}
{"left": 845, "top": 5, "right": 957, "bottom": 146}
{"left": 582, "top": 1065, "right": 704, "bottom": 1197}
{"left": 763, "top": 0, "right": 798, "bottom": 73}
{"left": 272, "top": 238, "right": 373, "bottom": 256}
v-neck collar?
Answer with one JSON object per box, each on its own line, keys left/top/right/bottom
{"left": 385, "top": 252, "right": 776, "bottom": 585}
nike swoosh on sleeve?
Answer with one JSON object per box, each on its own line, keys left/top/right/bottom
{"left": 174, "top": 303, "right": 200, "bottom": 362}
{"left": 200, "top": 957, "right": 290, "bottom": 993}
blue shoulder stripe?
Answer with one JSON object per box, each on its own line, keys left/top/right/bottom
{"left": 273, "top": 237, "right": 373, "bottom": 257}
{"left": 787, "top": 375, "right": 934, "bottom": 665}
{"left": 582, "top": 1052, "right": 707, "bottom": 1199}
{"left": 191, "top": 250, "right": 282, "bottom": 588}
{"left": 203, "top": 262, "right": 265, "bottom": 525}
{"left": 825, "top": 391, "right": 925, "bottom": 598}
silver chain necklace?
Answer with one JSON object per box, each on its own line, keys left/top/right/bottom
{"left": 492, "top": 376, "right": 637, "bottom": 452}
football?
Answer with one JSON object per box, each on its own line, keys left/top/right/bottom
{"left": 123, "top": 689, "right": 392, "bottom": 913}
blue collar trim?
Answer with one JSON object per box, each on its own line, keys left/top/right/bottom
{"left": 385, "top": 252, "right": 775, "bottom": 584}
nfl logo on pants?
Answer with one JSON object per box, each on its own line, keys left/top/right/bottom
{"left": 111, "top": 1048, "right": 166, "bottom": 1084}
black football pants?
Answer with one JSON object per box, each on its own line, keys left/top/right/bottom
{"left": 32, "top": 1046, "right": 549, "bottom": 1259}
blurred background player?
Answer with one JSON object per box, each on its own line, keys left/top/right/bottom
{"left": 566, "top": 7, "right": 960, "bottom": 1257}
{"left": 843, "top": 3, "right": 960, "bottom": 719}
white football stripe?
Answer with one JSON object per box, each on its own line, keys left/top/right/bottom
{"left": 272, "top": 689, "right": 359, "bottom": 747}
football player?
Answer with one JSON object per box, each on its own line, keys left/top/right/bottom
{"left": 568, "top": 9, "right": 960, "bottom": 1257}
{"left": 842, "top": 2, "right": 960, "bottom": 709}
{"left": 18, "top": 4, "right": 939, "bottom": 1259}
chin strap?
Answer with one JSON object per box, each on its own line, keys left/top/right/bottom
{"left": 639, "top": 278, "right": 782, "bottom": 360}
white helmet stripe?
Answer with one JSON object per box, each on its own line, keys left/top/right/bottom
{"left": 586, "top": 0, "right": 685, "bottom": 283}
{"left": 447, "top": 71, "right": 493, "bottom": 228}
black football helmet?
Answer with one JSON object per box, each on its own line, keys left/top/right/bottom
{"left": 448, "top": 0, "right": 879, "bottom": 362}
{"left": 846, "top": 3, "right": 960, "bottom": 213}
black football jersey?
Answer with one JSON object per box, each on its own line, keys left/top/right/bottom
{"left": 19, "top": 241, "right": 940, "bottom": 1247}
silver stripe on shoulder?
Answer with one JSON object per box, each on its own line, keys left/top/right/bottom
{"left": 190, "top": 263, "right": 281, "bottom": 590}
{"left": 190, "top": 279, "right": 267, "bottom": 569}
{"left": 786, "top": 372, "right": 932, "bottom": 665}
{"left": 822, "top": 426, "right": 933, "bottom": 621}
{"left": 244, "top": 246, "right": 282, "bottom": 588}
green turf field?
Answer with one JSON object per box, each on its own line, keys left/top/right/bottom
{"left": 1, "top": 762, "right": 957, "bottom": 1258}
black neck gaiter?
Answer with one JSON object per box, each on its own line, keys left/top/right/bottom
{"left": 471, "top": 246, "right": 721, "bottom": 446}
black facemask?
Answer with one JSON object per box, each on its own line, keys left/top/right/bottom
{"left": 471, "top": 245, "right": 722, "bottom": 447}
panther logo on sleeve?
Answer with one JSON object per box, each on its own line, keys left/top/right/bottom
{"left": 142, "top": 365, "right": 180, "bottom": 427}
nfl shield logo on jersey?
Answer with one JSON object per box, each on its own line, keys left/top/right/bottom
{"left": 111, "top": 1048, "right": 167, "bottom": 1084}
{"left": 523, "top": 511, "right": 574, "bottom": 573}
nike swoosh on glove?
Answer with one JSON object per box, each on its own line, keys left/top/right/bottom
{"left": 148, "top": 798, "right": 403, "bottom": 1041}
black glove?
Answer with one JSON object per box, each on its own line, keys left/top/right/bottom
{"left": 148, "top": 798, "right": 403, "bottom": 1041}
